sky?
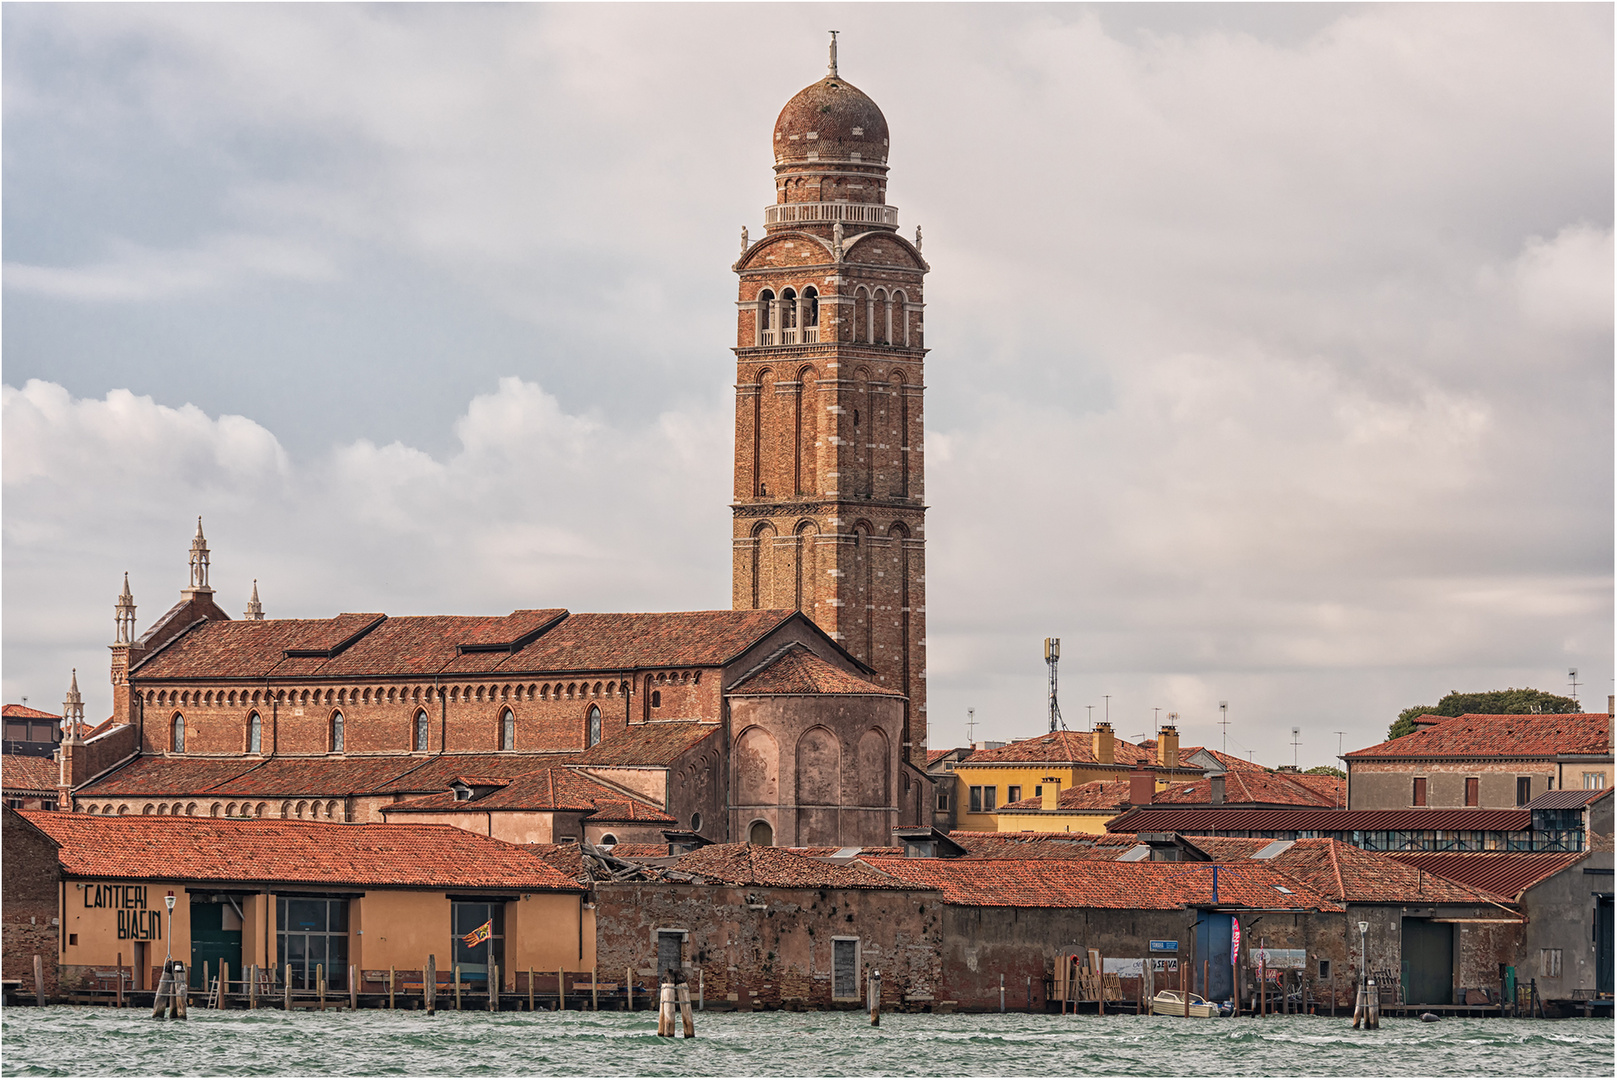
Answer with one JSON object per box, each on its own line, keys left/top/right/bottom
{"left": 4, "top": 3, "right": 1611, "bottom": 767}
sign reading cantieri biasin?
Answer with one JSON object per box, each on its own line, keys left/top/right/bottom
{"left": 80, "top": 883, "right": 163, "bottom": 941}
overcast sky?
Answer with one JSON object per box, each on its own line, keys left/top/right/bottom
{"left": 4, "top": 3, "right": 1611, "bottom": 766}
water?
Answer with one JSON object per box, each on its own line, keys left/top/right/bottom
{"left": 2, "top": 1007, "right": 1611, "bottom": 1077}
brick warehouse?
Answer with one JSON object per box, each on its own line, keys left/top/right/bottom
{"left": 50, "top": 45, "right": 932, "bottom": 848}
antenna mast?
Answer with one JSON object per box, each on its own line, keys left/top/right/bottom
{"left": 1291, "top": 727, "right": 1301, "bottom": 769}
{"left": 1569, "top": 668, "right": 1580, "bottom": 707}
{"left": 965, "top": 707, "right": 977, "bottom": 745}
{"left": 1219, "top": 701, "right": 1229, "bottom": 755}
{"left": 1044, "top": 638, "right": 1065, "bottom": 732}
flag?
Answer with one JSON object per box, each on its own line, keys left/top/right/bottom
{"left": 1231, "top": 917, "right": 1241, "bottom": 966}
{"left": 461, "top": 919, "right": 492, "bottom": 948}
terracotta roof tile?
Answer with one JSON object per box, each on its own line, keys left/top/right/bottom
{"left": 957, "top": 730, "right": 1161, "bottom": 768}
{"left": 945, "top": 831, "right": 1137, "bottom": 860}
{"left": 381, "top": 767, "right": 674, "bottom": 822}
{"left": 1385, "top": 851, "right": 1590, "bottom": 902}
{"left": 75, "top": 757, "right": 265, "bottom": 797}
{"left": 666, "top": 843, "right": 910, "bottom": 889}
{"left": 569, "top": 722, "right": 718, "bottom": 767}
{"left": 863, "top": 857, "right": 1342, "bottom": 911}
{"left": 132, "top": 609, "right": 799, "bottom": 682}
{"left": 1346, "top": 714, "right": 1611, "bottom": 759}
{"left": 1186, "top": 837, "right": 1511, "bottom": 907}
{"left": 20, "top": 811, "right": 582, "bottom": 890}
{"left": 2, "top": 753, "right": 59, "bottom": 794}
{"left": 4, "top": 704, "right": 61, "bottom": 720}
{"left": 728, "top": 644, "right": 901, "bottom": 697}
{"left": 1180, "top": 747, "right": 1270, "bottom": 773}
{"left": 998, "top": 770, "right": 1341, "bottom": 814}
{"left": 1105, "top": 806, "right": 1532, "bottom": 834}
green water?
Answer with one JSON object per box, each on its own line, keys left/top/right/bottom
{"left": 1, "top": 1007, "right": 1611, "bottom": 1077}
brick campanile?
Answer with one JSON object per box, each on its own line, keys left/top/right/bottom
{"left": 732, "top": 38, "right": 929, "bottom": 795}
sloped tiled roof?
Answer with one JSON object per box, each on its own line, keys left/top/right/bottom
{"left": 2, "top": 753, "right": 59, "bottom": 794}
{"left": 4, "top": 704, "right": 61, "bottom": 720}
{"left": 1105, "top": 806, "right": 1531, "bottom": 834}
{"left": 569, "top": 722, "right": 718, "bottom": 767}
{"left": 999, "top": 780, "right": 1130, "bottom": 813}
{"left": 863, "top": 857, "right": 1342, "bottom": 912}
{"left": 585, "top": 798, "right": 678, "bottom": 824}
{"left": 370, "top": 753, "right": 578, "bottom": 795}
{"left": 957, "top": 730, "right": 1159, "bottom": 768}
{"left": 667, "top": 843, "right": 909, "bottom": 889}
{"left": 998, "top": 769, "right": 1341, "bottom": 815}
{"left": 74, "top": 757, "right": 265, "bottom": 797}
{"left": 21, "top": 811, "right": 582, "bottom": 891}
{"left": 946, "top": 831, "right": 1137, "bottom": 860}
{"left": 382, "top": 766, "right": 673, "bottom": 823}
{"left": 1523, "top": 788, "right": 1612, "bottom": 810}
{"left": 1346, "top": 714, "right": 1611, "bottom": 759}
{"left": 729, "top": 644, "right": 902, "bottom": 697}
{"left": 132, "top": 609, "right": 799, "bottom": 681}
{"left": 1385, "top": 851, "right": 1590, "bottom": 902}
{"left": 1180, "top": 747, "right": 1271, "bottom": 773}
{"left": 1186, "top": 837, "right": 1512, "bottom": 907}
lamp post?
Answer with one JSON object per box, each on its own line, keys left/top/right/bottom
{"left": 164, "top": 892, "right": 176, "bottom": 964}
{"left": 1357, "top": 920, "right": 1369, "bottom": 987}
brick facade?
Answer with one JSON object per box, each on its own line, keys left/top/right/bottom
{"left": 731, "top": 56, "right": 929, "bottom": 827}
{"left": 2, "top": 807, "right": 61, "bottom": 1000}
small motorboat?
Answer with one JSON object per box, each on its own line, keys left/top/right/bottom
{"left": 1151, "top": 989, "right": 1218, "bottom": 1018}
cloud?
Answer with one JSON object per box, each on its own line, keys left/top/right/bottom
{"left": 2, "top": 4, "right": 1610, "bottom": 764}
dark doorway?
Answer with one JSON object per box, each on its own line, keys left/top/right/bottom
{"left": 189, "top": 898, "right": 243, "bottom": 989}
{"left": 1195, "top": 911, "right": 1235, "bottom": 1001}
{"left": 1401, "top": 918, "right": 1453, "bottom": 1005}
{"left": 1595, "top": 895, "right": 1613, "bottom": 994}
{"left": 657, "top": 931, "right": 685, "bottom": 980}
{"left": 451, "top": 901, "right": 504, "bottom": 986}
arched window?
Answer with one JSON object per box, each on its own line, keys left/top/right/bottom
{"left": 780, "top": 288, "right": 798, "bottom": 344}
{"left": 414, "top": 710, "right": 429, "bottom": 752}
{"left": 171, "top": 714, "right": 185, "bottom": 754}
{"left": 690, "top": 812, "right": 702, "bottom": 833}
{"left": 651, "top": 690, "right": 662, "bottom": 709}
{"left": 800, "top": 286, "right": 820, "bottom": 343}
{"left": 587, "top": 705, "right": 602, "bottom": 748}
{"left": 749, "top": 820, "right": 774, "bottom": 846}
{"left": 247, "top": 712, "right": 262, "bottom": 754}
{"left": 330, "top": 711, "right": 345, "bottom": 753}
{"left": 757, "top": 289, "right": 776, "bottom": 346}
{"left": 501, "top": 708, "right": 515, "bottom": 751}
{"left": 599, "top": 833, "right": 618, "bottom": 849}
{"left": 893, "top": 290, "right": 909, "bottom": 346}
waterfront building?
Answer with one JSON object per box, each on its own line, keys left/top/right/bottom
{"left": 1344, "top": 711, "right": 1613, "bottom": 810}
{"left": 1104, "top": 805, "right": 1591, "bottom": 853}
{"left": 10, "top": 808, "right": 588, "bottom": 995}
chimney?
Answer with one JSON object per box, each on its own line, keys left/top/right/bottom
{"left": 1210, "top": 772, "right": 1226, "bottom": 805}
{"left": 1041, "top": 776, "right": 1062, "bottom": 811}
{"left": 1129, "top": 762, "right": 1154, "bottom": 806}
{"left": 1093, "top": 722, "right": 1115, "bottom": 765}
{"left": 1159, "top": 725, "right": 1180, "bottom": 769}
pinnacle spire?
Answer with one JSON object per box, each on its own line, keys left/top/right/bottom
{"left": 828, "top": 30, "right": 839, "bottom": 79}
{"left": 62, "top": 667, "right": 85, "bottom": 741}
{"left": 244, "top": 578, "right": 264, "bottom": 621}
{"left": 185, "top": 516, "right": 213, "bottom": 595}
{"left": 114, "top": 572, "right": 137, "bottom": 644}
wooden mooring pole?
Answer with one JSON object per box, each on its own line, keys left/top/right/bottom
{"left": 657, "top": 976, "right": 675, "bottom": 1037}
{"left": 868, "top": 969, "right": 882, "bottom": 1026}
{"left": 528, "top": 967, "right": 535, "bottom": 1012}
{"left": 221, "top": 961, "right": 231, "bottom": 1010}
{"left": 116, "top": 951, "right": 125, "bottom": 1008}
{"left": 592, "top": 968, "right": 599, "bottom": 1012}
{"left": 284, "top": 963, "right": 293, "bottom": 1012}
{"left": 627, "top": 967, "right": 634, "bottom": 1011}
{"left": 678, "top": 975, "right": 695, "bottom": 1038}
{"left": 317, "top": 964, "right": 326, "bottom": 1012}
{"left": 34, "top": 954, "right": 47, "bottom": 1007}
{"left": 248, "top": 963, "right": 257, "bottom": 1010}
{"left": 389, "top": 966, "right": 395, "bottom": 1010}
{"left": 350, "top": 965, "right": 358, "bottom": 1011}
{"left": 425, "top": 955, "right": 436, "bottom": 1015}
{"left": 454, "top": 965, "right": 462, "bottom": 1011}
{"left": 490, "top": 964, "right": 500, "bottom": 1012}
{"left": 557, "top": 968, "right": 565, "bottom": 1011}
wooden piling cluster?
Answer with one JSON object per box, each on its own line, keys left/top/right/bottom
{"left": 656, "top": 974, "right": 696, "bottom": 1038}
{"left": 150, "top": 961, "right": 187, "bottom": 1019}
{"left": 1351, "top": 972, "right": 1381, "bottom": 1029}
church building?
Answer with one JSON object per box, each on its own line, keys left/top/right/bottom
{"left": 59, "top": 44, "right": 934, "bottom": 848}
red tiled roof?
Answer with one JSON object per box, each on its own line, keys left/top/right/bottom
{"left": 609, "top": 842, "right": 672, "bottom": 858}
{"left": 585, "top": 798, "right": 678, "bottom": 824}
{"left": 20, "top": 811, "right": 583, "bottom": 890}
{"left": 927, "top": 748, "right": 969, "bottom": 767}
{"left": 381, "top": 766, "right": 674, "bottom": 822}
{"left": 728, "top": 644, "right": 901, "bottom": 697}
{"left": 999, "top": 780, "right": 1130, "bottom": 813}
{"left": 4, "top": 704, "right": 61, "bottom": 720}
{"left": 999, "top": 769, "right": 1341, "bottom": 814}
{"left": 569, "top": 722, "right": 718, "bottom": 767}
{"left": 957, "top": 730, "right": 1161, "bottom": 768}
{"left": 1186, "top": 837, "right": 1513, "bottom": 907}
{"left": 132, "top": 609, "right": 800, "bottom": 681}
{"left": 863, "top": 857, "right": 1342, "bottom": 912}
{"left": 1346, "top": 714, "right": 1611, "bottom": 759}
{"left": 75, "top": 757, "right": 264, "bottom": 797}
{"left": 1180, "top": 747, "right": 1270, "bottom": 773}
{"left": 1385, "top": 851, "right": 1590, "bottom": 901}
{"left": 2, "top": 753, "right": 59, "bottom": 794}
{"left": 945, "top": 831, "right": 1137, "bottom": 860}
{"left": 1523, "top": 788, "right": 1612, "bottom": 810}
{"left": 1105, "top": 806, "right": 1532, "bottom": 834}
{"left": 667, "top": 844, "right": 910, "bottom": 889}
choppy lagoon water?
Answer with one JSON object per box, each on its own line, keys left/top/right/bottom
{"left": 2, "top": 1006, "right": 1611, "bottom": 1077}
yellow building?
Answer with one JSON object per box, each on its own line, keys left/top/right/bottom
{"left": 18, "top": 811, "right": 591, "bottom": 996}
{"left": 952, "top": 725, "right": 1204, "bottom": 833}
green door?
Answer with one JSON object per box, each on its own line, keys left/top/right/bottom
{"left": 1401, "top": 918, "right": 1453, "bottom": 1006}
{"left": 190, "top": 900, "right": 243, "bottom": 989}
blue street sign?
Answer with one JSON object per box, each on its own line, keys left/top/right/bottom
{"left": 1149, "top": 940, "right": 1178, "bottom": 953}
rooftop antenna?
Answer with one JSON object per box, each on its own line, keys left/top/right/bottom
{"left": 1104, "top": 695, "right": 1110, "bottom": 728}
{"left": 1085, "top": 705, "right": 1094, "bottom": 731}
{"left": 1153, "top": 707, "right": 1161, "bottom": 728}
{"left": 1334, "top": 730, "right": 1346, "bottom": 759}
{"left": 1291, "top": 727, "right": 1301, "bottom": 769}
{"left": 827, "top": 30, "right": 839, "bottom": 78}
{"left": 1044, "top": 638, "right": 1065, "bottom": 732}
{"left": 1219, "top": 701, "right": 1229, "bottom": 755}
{"left": 1568, "top": 668, "right": 1580, "bottom": 707}
{"left": 965, "top": 707, "right": 977, "bottom": 745}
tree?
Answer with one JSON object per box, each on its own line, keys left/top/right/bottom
{"left": 1387, "top": 688, "right": 1582, "bottom": 741}
{"left": 1304, "top": 765, "right": 1345, "bottom": 778}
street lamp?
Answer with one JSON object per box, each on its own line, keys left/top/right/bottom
{"left": 163, "top": 892, "right": 176, "bottom": 963}
{"left": 1357, "top": 919, "right": 1369, "bottom": 987}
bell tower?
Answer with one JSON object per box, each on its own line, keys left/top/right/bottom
{"left": 731, "top": 38, "right": 929, "bottom": 803}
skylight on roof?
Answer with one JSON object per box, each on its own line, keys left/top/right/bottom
{"left": 1274, "top": 885, "right": 1293, "bottom": 894}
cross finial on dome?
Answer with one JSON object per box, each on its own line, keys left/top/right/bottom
{"left": 828, "top": 30, "right": 839, "bottom": 79}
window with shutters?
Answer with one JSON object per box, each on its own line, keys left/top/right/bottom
{"left": 1516, "top": 776, "right": 1532, "bottom": 806}
{"left": 969, "top": 786, "right": 983, "bottom": 813}
{"left": 1465, "top": 777, "right": 1479, "bottom": 807}
{"left": 832, "top": 937, "right": 860, "bottom": 1000}
{"left": 1412, "top": 777, "right": 1427, "bottom": 807}
{"left": 1541, "top": 948, "right": 1562, "bottom": 977}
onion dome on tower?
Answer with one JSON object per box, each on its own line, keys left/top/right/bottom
{"left": 767, "top": 32, "right": 897, "bottom": 233}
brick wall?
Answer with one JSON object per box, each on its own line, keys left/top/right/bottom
{"left": 2, "top": 807, "right": 61, "bottom": 999}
